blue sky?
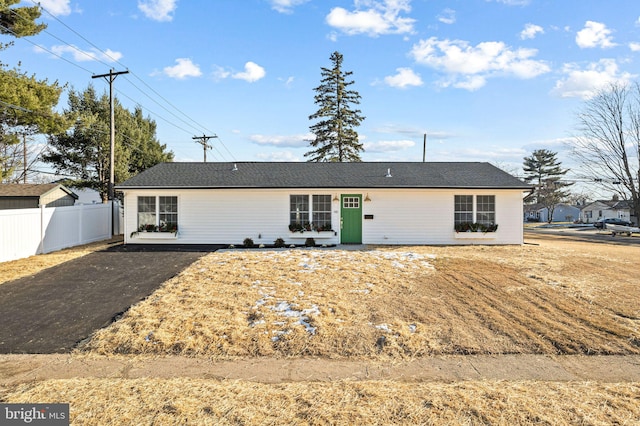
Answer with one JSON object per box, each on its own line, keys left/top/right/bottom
{"left": 4, "top": 0, "right": 640, "bottom": 179}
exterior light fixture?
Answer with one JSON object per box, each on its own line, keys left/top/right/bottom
{"left": 364, "top": 193, "right": 371, "bottom": 202}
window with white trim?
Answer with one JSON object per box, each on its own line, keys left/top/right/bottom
{"left": 290, "top": 194, "right": 332, "bottom": 230}
{"left": 454, "top": 195, "right": 473, "bottom": 225}
{"left": 312, "top": 195, "right": 332, "bottom": 230}
{"left": 476, "top": 195, "right": 495, "bottom": 225}
{"left": 137, "top": 196, "right": 156, "bottom": 229}
{"left": 137, "top": 196, "right": 178, "bottom": 231}
{"left": 290, "top": 195, "right": 309, "bottom": 226}
{"left": 454, "top": 195, "right": 495, "bottom": 225}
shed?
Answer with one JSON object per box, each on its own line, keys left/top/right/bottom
{"left": 116, "top": 162, "right": 532, "bottom": 245}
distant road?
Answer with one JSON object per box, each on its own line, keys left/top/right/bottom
{"left": 524, "top": 226, "right": 640, "bottom": 246}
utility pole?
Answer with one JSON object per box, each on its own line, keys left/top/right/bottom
{"left": 193, "top": 134, "right": 218, "bottom": 162}
{"left": 23, "top": 133, "right": 27, "bottom": 183}
{"left": 92, "top": 68, "right": 129, "bottom": 201}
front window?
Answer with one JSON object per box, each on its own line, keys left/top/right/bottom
{"left": 454, "top": 195, "right": 496, "bottom": 229}
{"left": 137, "top": 196, "right": 178, "bottom": 232}
{"left": 454, "top": 195, "right": 473, "bottom": 225}
{"left": 137, "top": 196, "right": 156, "bottom": 230}
{"left": 313, "top": 195, "right": 332, "bottom": 230}
{"left": 290, "top": 194, "right": 333, "bottom": 231}
{"left": 290, "top": 195, "right": 309, "bottom": 227}
{"left": 159, "top": 196, "right": 178, "bottom": 231}
{"left": 476, "top": 195, "right": 495, "bottom": 225}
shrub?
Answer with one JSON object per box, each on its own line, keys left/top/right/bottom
{"left": 305, "top": 237, "right": 316, "bottom": 247}
{"left": 274, "top": 237, "right": 286, "bottom": 248}
{"left": 243, "top": 237, "right": 255, "bottom": 247}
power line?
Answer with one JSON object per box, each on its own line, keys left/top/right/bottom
{"left": 26, "top": 1, "right": 237, "bottom": 159}
{"left": 0, "top": 23, "right": 95, "bottom": 74}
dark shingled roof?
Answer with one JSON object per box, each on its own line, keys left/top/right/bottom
{"left": 116, "top": 162, "right": 531, "bottom": 190}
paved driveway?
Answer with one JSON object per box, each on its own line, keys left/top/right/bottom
{"left": 0, "top": 244, "right": 223, "bottom": 354}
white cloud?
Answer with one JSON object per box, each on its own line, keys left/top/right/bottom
{"left": 249, "top": 133, "right": 313, "bottom": 147}
{"left": 138, "top": 0, "right": 178, "bottom": 22}
{"left": 232, "top": 62, "right": 266, "bottom": 82}
{"left": 162, "top": 58, "right": 201, "bottom": 79}
{"left": 410, "top": 37, "right": 550, "bottom": 90}
{"left": 326, "top": 0, "right": 415, "bottom": 37}
{"left": 364, "top": 140, "right": 415, "bottom": 152}
{"left": 552, "top": 59, "right": 635, "bottom": 99}
{"left": 629, "top": 42, "right": 640, "bottom": 52}
{"left": 437, "top": 8, "right": 456, "bottom": 25}
{"left": 38, "top": 0, "right": 72, "bottom": 16}
{"left": 520, "top": 23, "right": 544, "bottom": 40}
{"left": 576, "top": 21, "right": 616, "bottom": 49}
{"left": 268, "top": 0, "right": 309, "bottom": 14}
{"left": 212, "top": 62, "right": 266, "bottom": 83}
{"left": 48, "top": 45, "right": 122, "bottom": 62}
{"left": 383, "top": 67, "right": 423, "bottom": 88}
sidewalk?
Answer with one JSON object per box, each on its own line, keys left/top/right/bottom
{"left": 2, "top": 354, "right": 639, "bottom": 385}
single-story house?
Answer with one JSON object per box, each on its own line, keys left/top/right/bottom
{"left": 524, "top": 203, "right": 580, "bottom": 223}
{"left": 116, "top": 162, "right": 533, "bottom": 246}
{"left": 580, "top": 199, "right": 637, "bottom": 225}
{"left": 0, "top": 183, "right": 78, "bottom": 210}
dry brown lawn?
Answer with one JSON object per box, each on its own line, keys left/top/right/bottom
{"left": 2, "top": 234, "right": 640, "bottom": 425}
{"left": 3, "top": 378, "right": 639, "bottom": 425}
{"left": 81, "top": 238, "right": 640, "bottom": 359}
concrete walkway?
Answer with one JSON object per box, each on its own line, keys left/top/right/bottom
{"left": 1, "top": 354, "right": 639, "bottom": 385}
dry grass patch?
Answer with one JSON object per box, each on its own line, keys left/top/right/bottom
{"left": 0, "top": 237, "right": 122, "bottom": 285}
{"left": 82, "top": 240, "right": 640, "bottom": 358}
{"left": 1, "top": 378, "right": 638, "bottom": 425}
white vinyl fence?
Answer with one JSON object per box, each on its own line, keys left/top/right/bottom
{"left": 0, "top": 202, "right": 119, "bottom": 263}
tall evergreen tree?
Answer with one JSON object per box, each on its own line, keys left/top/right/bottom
{"left": 306, "top": 51, "right": 365, "bottom": 162}
{"left": 44, "top": 85, "right": 173, "bottom": 201}
{"left": 523, "top": 149, "right": 572, "bottom": 222}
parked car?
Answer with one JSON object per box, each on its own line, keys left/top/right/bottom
{"left": 593, "top": 218, "right": 632, "bottom": 229}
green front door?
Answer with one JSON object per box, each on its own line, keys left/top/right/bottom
{"left": 340, "top": 194, "right": 362, "bottom": 244}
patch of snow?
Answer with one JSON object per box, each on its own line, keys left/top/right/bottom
{"left": 375, "top": 323, "right": 392, "bottom": 333}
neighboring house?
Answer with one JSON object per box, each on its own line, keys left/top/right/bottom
{"left": 116, "top": 162, "right": 531, "bottom": 246}
{"left": 525, "top": 203, "right": 580, "bottom": 223}
{"left": 0, "top": 183, "right": 78, "bottom": 210}
{"left": 581, "top": 199, "right": 637, "bottom": 225}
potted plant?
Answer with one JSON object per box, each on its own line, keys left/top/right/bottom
{"left": 454, "top": 222, "right": 498, "bottom": 233}
{"left": 289, "top": 222, "right": 312, "bottom": 233}
{"left": 130, "top": 223, "right": 178, "bottom": 238}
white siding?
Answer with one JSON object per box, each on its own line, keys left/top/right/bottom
{"left": 123, "top": 188, "right": 525, "bottom": 245}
